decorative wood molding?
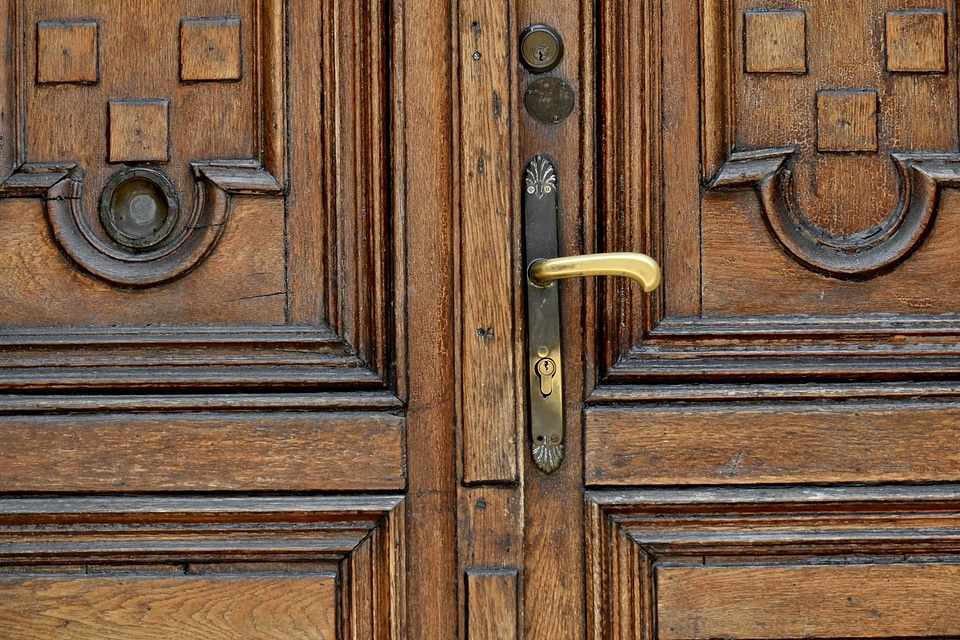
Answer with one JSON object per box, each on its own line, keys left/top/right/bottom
{"left": 603, "top": 314, "right": 960, "bottom": 383}
{"left": 0, "top": 325, "right": 386, "bottom": 391}
{"left": 587, "top": 486, "right": 960, "bottom": 639}
{"left": 596, "top": 0, "right": 664, "bottom": 377}
{"left": 710, "top": 148, "right": 960, "bottom": 279}
{"left": 24, "top": 161, "right": 280, "bottom": 287}
{"left": 0, "top": 0, "right": 395, "bottom": 391}
{"left": 596, "top": 0, "right": 960, "bottom": 388}
{"left": 0, "top": 1, "right": 287, "bottom": 289}
{"left": 0, "top": 495, "right": 404, "bottom": 638}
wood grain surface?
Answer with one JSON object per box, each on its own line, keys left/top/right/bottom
{"left": 658, "top": 563, "right": 960, "bottom": 639}
{"left": 0, "top": 576, "right": 337, "bottom": 639}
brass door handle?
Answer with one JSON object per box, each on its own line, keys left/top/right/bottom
{"left": 523, "top": 156, "right": 661, "bottom": 474}
{"left": 528, "top": 252, "right": 661, "bottom": 291}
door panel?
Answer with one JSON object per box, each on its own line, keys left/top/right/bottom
{"left": 588, "top": 487, "right": 960, "bottom": 638}
{"left": 0, "top": 0, "right": 396, "bottom": 481}
{"left": 586, "top": 0, "right": 960, "bottom": 636}
{"left": 591, "top": 2, "right": 960, "bottom": 475}
{"left": 0, "top": 0, "right": 404, "bottom": 633}
{"left": 0, "top": 496, "right": 402, "bottom": 638}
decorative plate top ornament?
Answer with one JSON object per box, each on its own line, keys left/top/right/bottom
{"left": 525, "top": 155, "right": 557, "bottom": 199}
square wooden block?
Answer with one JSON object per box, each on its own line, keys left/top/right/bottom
{"left": 886, "top": 10, "right": 946, "bottom": 73}
{"left": 817, "top": 90, "right": 878, "bottom": 153}
{"left": 36, "top": 20, "right": 99, "bottom": 84}
{"left": 745, "top": 10, "right": 806, "bottom": 74}
{"left": 108, "top": 99, "right": 170, "bottom": 163}
{"left": 180, "top": 17, "right": 242, "bottom": 82}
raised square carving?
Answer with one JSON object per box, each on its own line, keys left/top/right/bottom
{"left": 180, "top": 17, "right": 242, "bottom": 82}
{"left": 108, "top": 99, "right": 170, "bottom": 163}
{"left": 886, "top": 10, "right": 946, "bottom": 73}
{"left": 816, "top": 90, "right": 878, "bottom": 152}
{"left": 36, "top": 20, "right": 99, "bottom": 84}
{"left": 744, "top": 10, "right": 806, "bottom": 74}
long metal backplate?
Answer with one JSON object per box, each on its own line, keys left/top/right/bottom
{"left": 523, "top": 155, "right": 565, "bottom": 473}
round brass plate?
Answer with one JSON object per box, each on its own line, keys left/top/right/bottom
{"left": 100, "top": 167, "right": 180, "bottom": 250}
{"left": 523, "top": 76, "right": 575, "bottom": 125}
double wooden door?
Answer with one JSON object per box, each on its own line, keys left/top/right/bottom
{"left": 3, "top": 0, "right": 960, "bottom": 637}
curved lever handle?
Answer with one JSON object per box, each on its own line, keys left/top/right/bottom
{"left": 523, "top": 155, "right": 663, "bottom": 474}
{"left": 528, "top": 252, "right": 662, "bottom": 291}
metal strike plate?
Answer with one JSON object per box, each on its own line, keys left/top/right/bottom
{"left": 524, "top": 155, "right": 564, "bottom": 474}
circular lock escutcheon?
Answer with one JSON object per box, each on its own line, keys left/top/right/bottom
{"left": 520, "top": 24, "right": 564, "bottom": 73}
{"left": 99, "top": 167, "right": 180, "bottom": 251}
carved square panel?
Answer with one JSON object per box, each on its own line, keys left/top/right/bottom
{"left": 36, "top": 20, "right": 99, "bottom": 84}
{"left": 744, "top": 10, "right": 806, "bottom": 74}
{"left": 816, "top": 89, "right": 878, "bottom": 152}
{"left": 0, "top": 0, "right": 389, "bottom": 372}
{"left": 886, "top": 10, "right": 946, "bottom": 73}
{"left": 595, "top": 0, "right": 960, "bottom": 398}
{"left": 180, "top": 17, "right": 242, "bottom": 82}
{"left": 108, "top": 99, "right": 170, "bottom": 162}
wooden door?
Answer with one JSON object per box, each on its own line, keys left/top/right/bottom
{"left": 457, "top": 0, "right": 960, "bottom": 637}
{"left": 0, "top": 0, "right": 427, "bottom": 636}
{"left": 6, "top": 0, "right": 960, "bottom": 637}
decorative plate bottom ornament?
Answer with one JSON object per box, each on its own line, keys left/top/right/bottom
{"left": 533, "top": 441, "right": 564, "bottom": 474}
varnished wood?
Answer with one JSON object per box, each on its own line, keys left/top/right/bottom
{"left": 519, "top": 0, "right": 587, "bottom": 635}
{"left": 466, "top": 569, "right": 519, "bottom": 640}
{"left": 0, "top": 576, "right": 339, "bottom": 639}
{"left": 0, "top": 0, "right": 404, "bottom": 633}
{"left": 0, "top": 412, "right": 404, "bottom": 492}
{"left": 0, "top": 495, "right": 404, "bottom": 635}
{"left": 8, "top": 0, "right": 960, "bottom": 633}
{"left": 586, "top": 402, "right": 960, "bottom": 485}
{"left": 401, "top": 0, "right": 459, "bottom": 635}
{"left": 588, "top": 486, "right": 960, "bottom": 638}
{"left": 658, "top": 563, "right": 960, "bottom": 639}
{"left": 459, "top": 0, "right": 519, "bottom": 485}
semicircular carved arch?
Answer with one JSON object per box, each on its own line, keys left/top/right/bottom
{"left": 39, "top": 162, "right": 280, "bottom": 288}
{"left": 710, "top": 149, "right": 960, "bottom": 279}
{"left": 702, "top": 1, "right": 960, "bottom": 280}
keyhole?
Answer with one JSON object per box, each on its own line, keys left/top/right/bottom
{"left": 536, "top": 357, "right": 557, "bottom": 396}
{"left": 535, "top": 45, "right": 548, "bottom": 61}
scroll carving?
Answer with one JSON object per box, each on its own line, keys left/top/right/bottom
{"left": 710, "top": 149, "right": 960, "bottom": 278}
{"left": 2, "top": 162, "right": 280, "bottom": 287}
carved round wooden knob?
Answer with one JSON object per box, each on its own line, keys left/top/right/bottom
{"left": 99, "top": 167, "right": 180, "bottom": 250}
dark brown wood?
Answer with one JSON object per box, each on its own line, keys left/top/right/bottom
{"left": 0, "top": 0, "right": 405, "bottom": 634}
{"left": 659, "top": 564, "right": 960, "bottom": 639}
{"left": 9, "top": 0, "right": 960, "bottom": 633}
{"left": 401, "top": 0, "right": 459, "bottom": 636}
{"left": 459, "top": 0, "right": 519, "bottom": 485}
{"left": 466, "top": 568, "right": 519, "bottom": 640}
